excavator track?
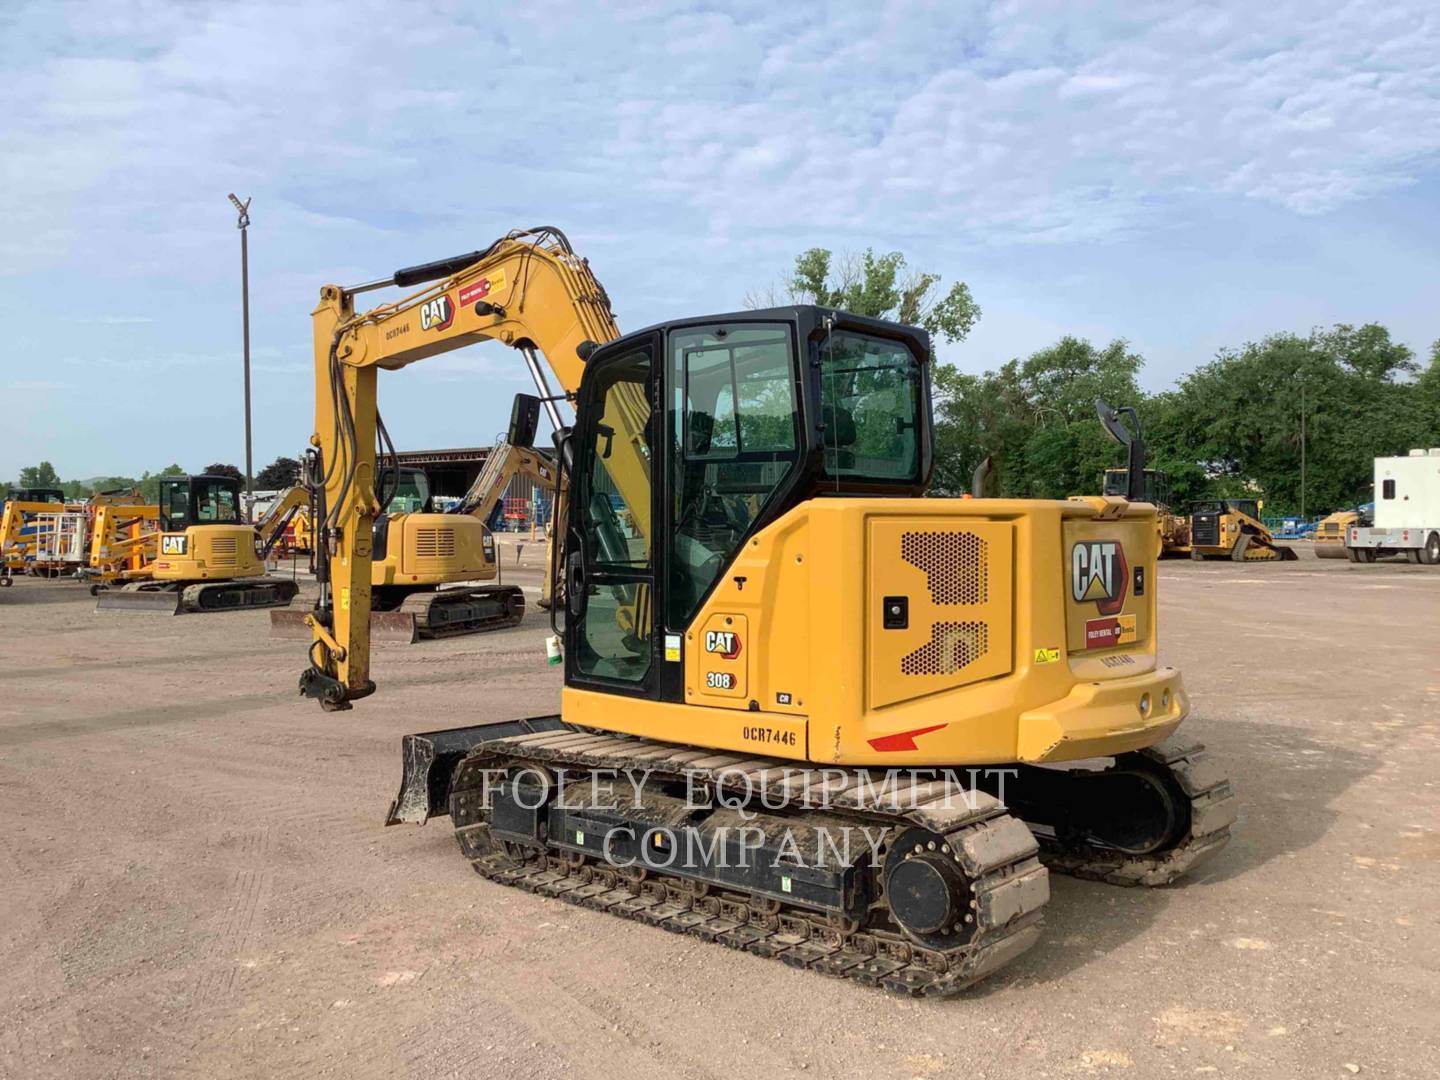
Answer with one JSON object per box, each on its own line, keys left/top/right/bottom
{"left": 1007, "top": 737, "right": 1236, "bottom": 887}
{"left": 97, "top": 577, "right": 298, "bottom": 613}
{"left": 443, "top": 727, "right": 1050, "bottom": 997}
{"left": 182, "top": 577, "right": 299, "bottom": 612}
{"left": 397, "top": 584, "right": 525, "bottom": 638}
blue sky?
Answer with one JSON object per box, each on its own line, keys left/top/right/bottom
{"left": 3, "top": 0, "right": 1438, "bottom": 482}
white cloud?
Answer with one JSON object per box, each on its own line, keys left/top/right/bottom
{"left": 1, "top": 0, "right": 1438, "bottom": 478}
{"left": 3, "top": 0, "right": 1435, "bottom": 277}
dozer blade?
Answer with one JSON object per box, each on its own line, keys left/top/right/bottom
{"left": 268, "top": 607, "right": 418, "bottom": 644}
{"left": 371, "top": 611, "right": 420, "bottom": 643}
{"left": 95, "top": 588, "right": 183, "bottom": 615}
{"left": 385, "top": 716, "right": 570, "bottom": 825}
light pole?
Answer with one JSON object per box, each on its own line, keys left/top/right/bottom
{"left": 228, "top": 193, "right": 254, "bottom": 519}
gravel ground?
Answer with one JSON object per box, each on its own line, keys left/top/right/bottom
{"left": 1, "top": 542, "right": 1436, "bottom": 1079}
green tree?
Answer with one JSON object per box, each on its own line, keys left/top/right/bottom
{"left": 256, "top": 456, "right": 301, "bottom": 489}
{"left": 766, "top": 247, "right": 981, "bottom": 343}
{"left": 931, "top": 337, "right": 1146, "bottom": 498}
{"left": 139, "top": 465, "right": 187, "bottom": 503}
{"left": 18, "top": 461, "right": 61, "bottom": 489}
{"left": 203, "top": 463, "right": 245, "bottom": 483}
{"left": 1148, "top": 324, "right": 1428, "bottom": 515}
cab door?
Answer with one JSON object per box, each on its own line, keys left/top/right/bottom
{"left": 564, "top": 337, "right": 657, "bottom": 697}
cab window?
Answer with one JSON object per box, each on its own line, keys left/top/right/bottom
{"left": 162, "top": 483, "right": 190, "bottom": 531}
{"left": 669, "top": 325, "right": 800, "bottom": 627}
{"left": 193, "top": 480, "right": 240, "bottom": 524}
{"left": 818, "top": 332, "right": 922, "bottom": 481}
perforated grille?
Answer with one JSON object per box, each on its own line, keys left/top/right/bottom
{"left": 416, "top": 528, "right": 457, "bottom": 557}
{"left": 901, "top": 530, "right": 987, "bottom": 605}
{"left": 901, "top": 621, "right": 989, "bottom": 675}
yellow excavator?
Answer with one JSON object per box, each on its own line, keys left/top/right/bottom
{"left": 297, "top": 227, "right": 1234, "bottom": 996}
{"left": 95, "top": 474, "right": 304, "bottom": 613}
{"left": 270, "top": 443, "right": 554, "bottom": 643}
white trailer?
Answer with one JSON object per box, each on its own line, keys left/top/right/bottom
{"left": 1346, "top": 449, "right": 1440, "bottom": 564}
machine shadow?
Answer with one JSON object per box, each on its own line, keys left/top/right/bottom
{"left": 946, "top": 715, "right": 1380, "bottom": 995}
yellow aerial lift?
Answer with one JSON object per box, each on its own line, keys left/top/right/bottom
{"left": 1186, "top": 498, "right": 1297, "bottom": 561}
{"left": 80, "top": 490, "right": 162, "bottom": 592}
{"left": 95, "top": 474, "right": 304, "bottom": 613}
{"left": 297, "top": 227, "right": 1234, "bottom": 996}
{"left": 1, "top": 487, "right": 66, "bottom": 583}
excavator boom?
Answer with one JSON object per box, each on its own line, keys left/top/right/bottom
{"left": 303, "top": 228, "right": 625, "bottom": 705}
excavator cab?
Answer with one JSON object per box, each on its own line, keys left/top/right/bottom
{"left": 1103, "top": 468, "right": 1171, "bottom": 509}
{"left": 563, "top": 309, "right": 931, "bottom": 695}
{"left": 158, "top": 474, "right": 243, "bottom": 532}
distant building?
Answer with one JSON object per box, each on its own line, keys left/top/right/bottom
{"left": 394, "top": 446, "right": 552, "bottom": 530}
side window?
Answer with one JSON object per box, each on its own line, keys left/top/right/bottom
{"left": 1382, "top": 479, "right": 1396, "bottom": 500}
{"left": 574, "top": 348, "right": 653, "bottom": 685}
{"left": 819, "top": 332, "right": 921, "bottom": 480}
{"left": 669, "top": 325, "right": 799, "bottom": 629}
{"left": 163, "top": 484, "right": 189, "bottom": 531}
{"left": 191, "top": 482, "right": 239, "bottom": 524}
{"left": 216, "top": 486, "right": 238, "bottom": 522}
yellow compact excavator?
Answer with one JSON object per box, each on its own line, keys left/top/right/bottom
{"left": 95, "top": 474, "right": 304, "bottom": 613}
{"left": 270, "top": 442, "right": 554, "bottom": 643}
{"left": 297, "top": 227, "right": 1235, "bottom": 996}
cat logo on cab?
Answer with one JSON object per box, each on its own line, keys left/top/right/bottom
{"left": 704, "top": 630, "right": 741, "bottom": 660}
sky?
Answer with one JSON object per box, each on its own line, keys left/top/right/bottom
{"left": 2, "top": 0, "right": 1438, "bottom": 483}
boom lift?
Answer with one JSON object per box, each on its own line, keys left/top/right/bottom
{"left": 81, "top": 496, "right": 162, "bottom": 593}
{"left": 96, "top": 474, "right": 303, "bottom": 613}
{"left": 1, "top": 488, "right": 66, "bottom": 583}
{"left": 299, "top": 228, "right": 1235, "bottom": 996}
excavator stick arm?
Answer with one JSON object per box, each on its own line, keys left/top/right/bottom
{"left": 305, "top": 229, "right": 624, "bottom": 707}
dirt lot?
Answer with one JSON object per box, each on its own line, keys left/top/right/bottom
{"left": 1, "top": 544, "right": 1437, "bottom": 1080}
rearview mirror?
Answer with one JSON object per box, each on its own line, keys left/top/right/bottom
{"left": 1094, "top": 398, "right": 1147, "bottom": 502}
{"left": 508, "top": 393, "right": 542, "bottom": 449}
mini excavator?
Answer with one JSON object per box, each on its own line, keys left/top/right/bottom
{"left": 297, "top": 227, "right": 1236, "bottom": 996}
{"left": 95, "top": 474, "right": 303, "bottom": 613}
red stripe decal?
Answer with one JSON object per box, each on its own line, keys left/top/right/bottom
{"left": 867, "top": 724, "right": 947, "bottom": 753}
